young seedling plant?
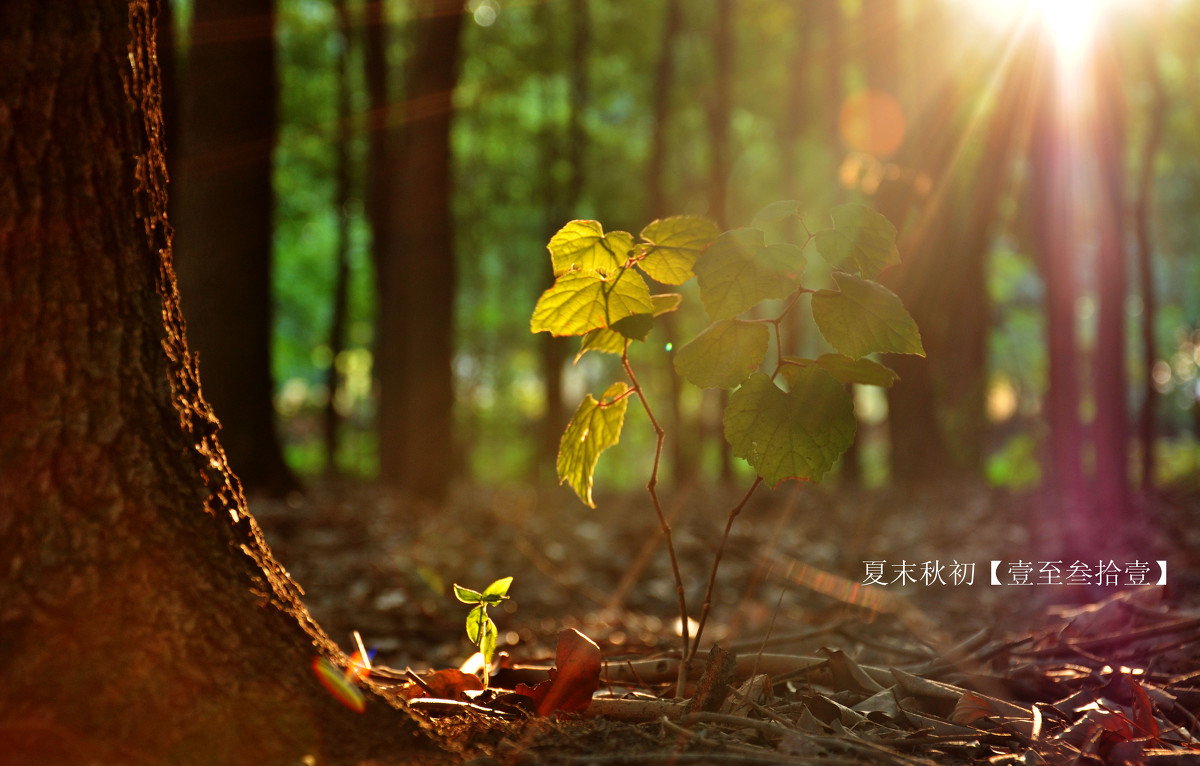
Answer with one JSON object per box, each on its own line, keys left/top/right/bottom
{"left": 531, "top": 199, "right": 924, "bottom": 696}
{"left": 453, "top": 576, "right": 512, "bottom": 688}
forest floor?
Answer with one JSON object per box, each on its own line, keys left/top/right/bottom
{"left": 256, "top": 479, "right": 1200, "bottom": 765}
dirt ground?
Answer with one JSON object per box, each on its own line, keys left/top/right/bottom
{"left": 255, "top": 479, "right": 1200, "bottom": 764}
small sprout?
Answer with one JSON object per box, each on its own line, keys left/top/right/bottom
{"left": 453, "top": 576, "right": 512, "bottom": 687}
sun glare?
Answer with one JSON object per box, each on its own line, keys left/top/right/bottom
{"left": 964, "top": 0, "right": 1119, "bottom": 65}
{"left": 1037, "top": 1, "right": 1101, "bottom": 67}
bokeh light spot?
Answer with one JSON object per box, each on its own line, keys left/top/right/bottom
{"left": 839, "top": 89, "right": 907, "bottom": 158}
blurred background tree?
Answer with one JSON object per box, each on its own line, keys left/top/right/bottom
{"left": 160, "top": 0, "right": 1200, "bottom": 524}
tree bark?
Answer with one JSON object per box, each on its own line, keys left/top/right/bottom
{"left": 862, "top": 0, "right": 961, "bottom": 485}
{"left": 0, "top": 2, "right": 439, "bottom": 764}
{"left": 1089, "top": 23, "right": 1131, "bottom": 526}
{"left": 172, "top": 0, "right": 299, "bottom": 496}
{"left": 376, "top": 1, "right": 465, "bottom": 501}
{"left": 1028, "top": 30, "right": 1088, "bottom": 531}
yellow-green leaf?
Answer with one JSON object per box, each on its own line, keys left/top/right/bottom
{"left": 557, "top": 383, "right": 630, "bottom": 507}
{"left": 651, "top": 293, "right": 683, "bottom": 316}
{"left": 576, "top": 328, "right": 627, "bottom": 362}
{"left": 637, "top": 215, "right": 720, "bottom": 285}
{"left": 724, "top": 371, "right": 856, "bottom": 486}
{"left": 531, "top": 269, "right": 653, "bottom": 337}
{"left": 549, "top": 220, "right": 634, "bottom": 276}
{"left": 481, "top": 577, "right": 513, "bottom": 600}
{"left": 813, "top": 204, "right": 900, "bottom": 279}
{"left": 674, "top": 320, "right": 769, "bottom": 389}
{"left": 811, "top": 272, "right": 924, "bottom": 360}
{"left": 694, "top": 228, "right": 804, "bottom": 321}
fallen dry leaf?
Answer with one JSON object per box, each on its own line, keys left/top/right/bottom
{"left": 401, "top": 668, "right": 484, "bottom": 701}
{"left": 514, "top": 628, "right": 601, "bottom": 716}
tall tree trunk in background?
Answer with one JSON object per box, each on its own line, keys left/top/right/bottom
{"left": 377, "top": 1, "right": 464, "bottom": 501}
{"left": 1029, "top": 31, "right": 1088, "bottom": 536}
{"left": 862, "top": 0, "right": 958, "bottom": 486}
{"left": 1090, "top": 24, "right": 1131, "bottom": 527}
{"left": 646, "top": 0, "right": 695, "bottom": 486}
{"left": 709, "top": 0, "right": 736, "bottom": 483}
{"left": 538, "top": 0, "right": 590, "bottom": 478}
{"left": 324, "top": 0, "right": 354, "bottom": 475}
{"left": 361, "top": 0, "right": 390, "bottom": 480}
{"left": 930, "top": 42, "right": 1031, "bottom": 471}
{"left": 173, "top": 0, "right": 298, "bottom": 496}
{"left": 1135, "top": 42, "right": 1167, "bottom": 491}
{"left": 363, "top": 0, "right": 389, "bottom": 285}
{"left": 860, "top": 0, "right": 899, "bottom": 95}
{"left": 648, "top": 0, "right": 682, "bottom": 222}
{"left": 820, "top": 0, "right": 845, "bottom": 152}
{"left": 0, "top": 3, "right": 435, "bottom": 762}
{"left": 814, "top": 0, "right": 863, "bottom": 484}
{"left": 778, "top": 3, "right": 811, "bottom": 196}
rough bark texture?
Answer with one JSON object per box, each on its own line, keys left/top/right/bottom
{"left": 376, "top": 1, "right": 465, "bottom": 501}
{"left": 172, "top": 0, "right": 298, "bottom": 496}
{"left": 0, "top": 3, "right": 438, "bottom": 763}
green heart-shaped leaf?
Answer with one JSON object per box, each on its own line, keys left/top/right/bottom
{"left": 674, "top": 319, "right": 770, "bottom": 389}
{"left": 637, "top": 215, "right": 720, "bottom": 284}
{"left": 750, "top": 199, "right": 803, "bottom": 228}
{"left": 549, "top": 220, "right": 634, "bottom": 276}
{"left": 780, "top": 354, "right": 901, "bottom": 388}
{"left": 694, "top": 228, "right": 804, "bottom": 321}
{"left": 531, "top": 270, "right": 653, "bottom": 337}
{"left": 811, "top": 272, "right": 924, "bottom": 360}
{"left": 724, "top": 370, "right": 856, "bottom": 486}
{"left": 813, "top": 204, "right": 900, "bottom": 278}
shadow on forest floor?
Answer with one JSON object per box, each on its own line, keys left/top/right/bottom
{"left": 255, "top": 480, "right": 1200, "bottom": 764}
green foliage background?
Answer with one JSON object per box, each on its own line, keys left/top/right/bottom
{"left": 171, "top": 0, "right": 1200, "bottom": 488}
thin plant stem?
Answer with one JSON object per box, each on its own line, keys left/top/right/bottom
{"left": 688, "top": 476, "right": 761, "bottom": 659}
{"left": 621, "top": 348, "right": 690, "bottom": 697}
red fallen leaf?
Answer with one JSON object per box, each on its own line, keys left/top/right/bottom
{"left": 400, "top": 668, "right": 484, "bottom": 701}
{"left": 514, "top": 628, "right": 601, "bottom": 716}
{"left": 950, "top": 691, "right": 997, "bottom": 726}
{"left": 1126, "top": 676, "right": 1159, "bottom": 738}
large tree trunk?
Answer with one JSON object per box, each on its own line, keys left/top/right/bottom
{"left": 172, "top": 0, "right": 298, "bottom": 496}
{"left": 646, "top": 0, "right": 696, "bottom": 486}
{"left": 861, "top": 0, "right": 960, "bottom": 485}
{"left": 538, "top": 0, "right": 590, "bottom": 479}
{"left": 709, "top": 0, "right": 736, "bottom": 483}
{"left": 1089, "top": 22, "right": 1131, "bottom": 527}
{"left": 1135, "top": 41, "right": 1167, "bottom": 491}
{"left": 324, "top": 0, "right": 354, "bottom": 475}
{"left": 0, "top": 3, "right": 437, "bottom": 763}
{"left": 1029, "top": 30, "right": 1088, "bottom": 535}
{"left": 376, "top": 1, "right": 465, "bottom": 501}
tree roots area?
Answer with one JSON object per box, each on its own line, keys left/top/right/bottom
{"left": 257, "top": 480, "right": 1200, "bottom": 765}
